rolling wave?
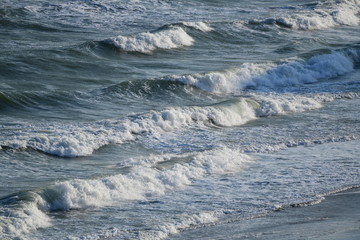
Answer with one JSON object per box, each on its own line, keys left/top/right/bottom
{"left": 0, "top": 147, "right": 252, "bottom": 238}
{"left": 246, "top": 0, "right": 360, "bottom": 30}
{"left": 102, "top": 27, "right": 194, "bottom": 54}
{"left": 1, "top": 92, "right": 357, "bottom": 157}
{"left": 166, "top": 48, "right": 360, "bottom": 94}
{"left": 101, "top": 22, "right": 212, "bottom": 54}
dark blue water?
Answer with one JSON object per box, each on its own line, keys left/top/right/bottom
{"left": 1, "top": 0, "right": 360, "bottom": 239}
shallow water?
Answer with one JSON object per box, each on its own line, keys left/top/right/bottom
{"left": 1, "top": 0, "right": 360, "bottom": 239}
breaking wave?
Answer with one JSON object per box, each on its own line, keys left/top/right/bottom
{"left": 102, "top": 25, "right": 199, "bottom": 53}
{"left": 0, "top": 147, "right": 252, "bottom": 238}
{"left": 1, "top": 92, "right": 357, "bottom": 158}
{"left": 247, "top": 0, "right": 360, "bottom": 30}
{"left": 166, "top": 49, "right": 360, "bottom": 94}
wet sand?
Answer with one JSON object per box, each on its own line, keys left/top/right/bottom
{"left": 169, "top": 188, "right": 360, "bottom": 240}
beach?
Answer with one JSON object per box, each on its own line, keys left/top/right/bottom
{"left": 169, "top": 188, "right": 360, "bottom": 240}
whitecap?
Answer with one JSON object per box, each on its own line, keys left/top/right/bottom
{"left": 0, "top": 147, "right": 251, "bottom": 238}
{"left": 182, "top": 21, "right": 214, "bottom": 32}
{"left": 167, "top": 49, "right": 359, "bottom": 94}
{"left": 248, "top": 0, "right": 360, "bottom": 30}
{"left": 103, "top": 26, "right": 194, "bottom": 53}
{"left": 1, "top": 90, "right": 358, "bottom": 157}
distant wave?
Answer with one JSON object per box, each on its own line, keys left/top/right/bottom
{"left": 246, "top": 0, "right": 360, "bottom": 30}
{"left": 101, "top": 22, "right": 212, "bottom": 53}
{"left": 166, "top": 48, "right": 360, "bottom": 94}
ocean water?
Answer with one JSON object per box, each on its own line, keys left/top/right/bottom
{"left": 0, "top": 0, "right": 360, "bottom": 239}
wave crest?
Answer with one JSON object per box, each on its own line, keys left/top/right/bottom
{"left": 166, "top": 49, "right": 359, "bottom": 94}
{"left": 1, "top": 91, "right": 356, "bottom": 157}
{"left": 248, "top": 0, "right": 360, "bottom": 30}
{"left": 102, "top": 26, "right": 194, "bottom": 53}
{"left": 0, "top": 147, "right": 251, "bottom": 238}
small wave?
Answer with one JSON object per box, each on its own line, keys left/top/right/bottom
{"left": 67, "top": 211, "right": 218, "bottom": 240}
{"left": 166, "top": 49, "right": 360, "bottom": 94}
{"left": 181, "top": 21, "right": 213, "bottom": 32}
{"left": 0, "top": 90, "right": 72, "bottom": 110}
{"left": 243, "top": 0, "right": 360, "bottom": 31}
{"left": 247, "top": 0, "right": 360, "bottom": 30}
{"left": 0, "top": 5, "right": 64, "bottom": 32}
{"left": 243, "top": 133, "right": 359, "bottom": 153}
{"left": 137, "top": 211, "right": 218, "bottom": 240}
{"left": 0, "top": 147, "right": 251, "bottom": 238}
{"left": 102, "top": 26, "right": 194, "bottom": 53}
{"left": 275, "top": 185, "right": 360, "bottom": 210}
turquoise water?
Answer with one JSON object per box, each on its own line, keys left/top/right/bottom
{"left": 1, "top": 0, "right": 360, "bottom": 239}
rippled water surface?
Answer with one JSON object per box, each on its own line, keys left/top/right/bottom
{"left": 1, "top": 0, "right": 360, "bottom": 239}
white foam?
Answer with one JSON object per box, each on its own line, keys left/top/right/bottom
{"left": 253, "top": 0, "right": 360, "bottom": 30}
{"left": 103, "top": 27, "right": 194, "bottom": 53}
{"left": 42, "top": 147, "right": 252, "bottom": 211}
{"left": 182, "top": 21, "right": 213, "bottom": 32}
{"left": 139, "top": 211, "right": 218, "bottom": 240}
{"left": 256, "top": 93, "right": 324, "bottom": 116}
{"left": 168, "top": 62, "right": 273, "bottom": 94}
{"left": 0, "top": 122, "right": 135, "bottom": 157}
{"left": 66, "top": 211, "right": 218, "bottom": 240}
{"left": 2, "top": 91, "right": 357, "bottom": 157}
{"left": 243, "top": 134, "right": 359, "bottom": 153}
{"left": 0, "top": 194, "right": 52, "bottom": 239}
{"left": 0, "top": 148, "right": 251, "bottom": 238}
{"left": 0, "top": 98, "right": 258, "bottom": 157}
{"left": 167, "top": 50, "right": 357, "bottom": 94}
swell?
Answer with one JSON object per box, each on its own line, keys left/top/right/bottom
{"left": 0, "top": 80, "right": 204, "bottom": 116}
{"left": 0, "top": 5, "right": 78, "bottom": 32}
{"left": 0, "top": 17, "right": 70, "bottom": 32}
{"left": 0, "top": 90, "right": 78, "bottom": 111}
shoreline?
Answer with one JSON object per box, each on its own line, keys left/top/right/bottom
{"left": 169, "top": 187, "right": 360, "bottom": 239}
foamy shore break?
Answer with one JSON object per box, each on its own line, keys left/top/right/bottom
{"left": 168, "top": 187, "right": 360, "bottom": 240}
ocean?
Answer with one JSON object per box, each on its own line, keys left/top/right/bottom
{"left": 0, "top": 0, "right": 359, "bottom": 239}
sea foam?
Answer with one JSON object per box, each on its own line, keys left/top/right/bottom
{"left": 0, "top": 147, "right": 251, "bottom": 238}
{"left": 249, "top": 0, "right": 360, "bottom": 30}
{"left": 66, "top": 211, "right": 218, "bottom": 240}
{"left": 103, "top": 26, "right": 194, "bottom": 53}
{"left": 167, "top": 49, "right": 359, "bottom": 94}
{"left": 1, "top": 91, "right": 341, "bottom": 158}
